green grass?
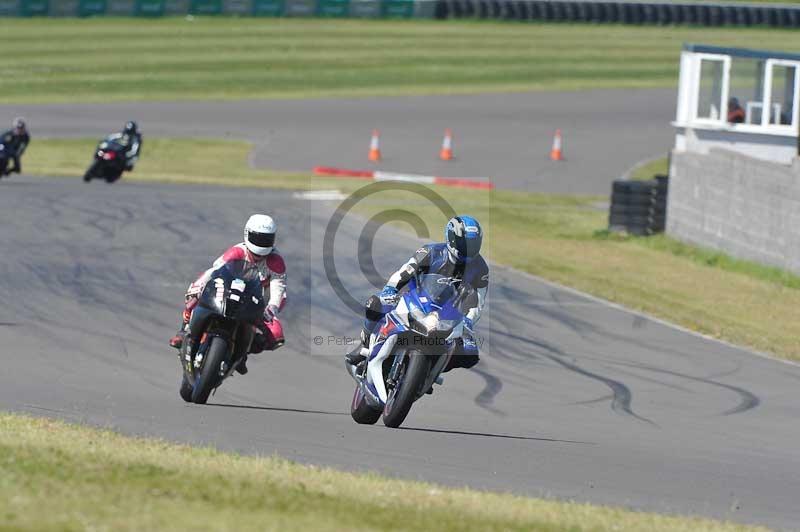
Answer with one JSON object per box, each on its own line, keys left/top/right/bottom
{"left": 25, "top": 137, "right": 800, "bottom": 362}
{"left": 0, "top": 412, "right": 766, "bottom": 532}
{"left": 627, "top": 156, "right": 669, "bottom": 181}
{"left": 6, "top": 18, "right": 800, "bottom": 102}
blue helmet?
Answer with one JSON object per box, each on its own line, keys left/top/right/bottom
{"left": 445, "top": 216, "right": 482, "bottom": 261}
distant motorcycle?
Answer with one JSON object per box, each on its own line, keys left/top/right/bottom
{"left": 83, "top": 137, "right": 127, "bottom": 183}
{"left": 0, "top": 142, "right": 12, "bottom": 177}
{"left": 177, "top": 260, "right": 266, "bottom": 404}
{"left": 347, "top": 273, "right": 472, "bottom": 428}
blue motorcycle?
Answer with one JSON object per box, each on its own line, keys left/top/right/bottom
{"left": 347, "top": 273, "right": 472, "bottom": 428}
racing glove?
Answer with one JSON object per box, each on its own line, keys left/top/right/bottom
{"left": 464, "top": 317, "right": 475, "bottom": 332}
{"left": 264, "top": 304, "right": 280, "bottom": 322}
{"left": 378, "top": 286, "right": 399, "bottom": 306}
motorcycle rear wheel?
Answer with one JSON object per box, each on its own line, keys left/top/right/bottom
{"left": 382, "top": 350, "right": 430, "bottom": 428}
{"left": 350, "top": 385, "right": 381, "bottom": 424}
{"left": 191, "top": 336, "right": 228, "bottom": 404}
{"left": 105, "top": 170, "right": 122, "bottom": 183}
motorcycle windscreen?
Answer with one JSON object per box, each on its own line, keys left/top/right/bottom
{"left": 198, "top": 260, "right": 266, "bottom": 323}
{"left": 415, "top": 273, "right": 459, "bottom": 305}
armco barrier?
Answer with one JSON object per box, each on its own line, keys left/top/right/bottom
{"left": 7, "top": 0, "right": 800, "bottom": 26}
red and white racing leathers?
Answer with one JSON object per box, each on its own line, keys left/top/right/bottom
{"left": 183, "top": 243, "right": 287, "bottom": 350}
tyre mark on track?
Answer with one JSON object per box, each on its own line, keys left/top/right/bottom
{"left": 610, "top": 362, "right": 761, "bottom": 416}
{"left": 540, "top": 351, "right": 657, "bottom": 426}
{"left": 493, "top": 328, "right": 656, "bottom": 425}
{"left": 469, "top": 365, "right": 505, "bottom": 415}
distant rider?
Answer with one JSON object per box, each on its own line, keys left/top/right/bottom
{"left": 106, "top": 121, "right": 142, "bottom": 171}
{"left": 345, "top": 216, "right": 489, "bottom": 375}
{"left": 1, "top": 117, "right": 30, "bottom": 176}
{"left": 169, "top": 214, "right": 287, "bottom": 375}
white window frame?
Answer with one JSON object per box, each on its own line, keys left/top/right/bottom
{"left": 762, "top": 59, "right": 800, "bottom": 131}
{"left": 691, "top": 53, "right": 731, "bottom": 126}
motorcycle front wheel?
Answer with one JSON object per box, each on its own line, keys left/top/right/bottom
{"left": 179, "top": 373, "right": 193, "bottom": 403}
{"left": 382, "top": 350, "right": 430, "bottom": 428}
{"left": 83, "top": 162, "right": 98, "bottom": 182}
{"left": 191, "top": 336, "right": 228, "bottom": 404}
{"left": 350, "top": 385, "right": 381, "bottom": 424}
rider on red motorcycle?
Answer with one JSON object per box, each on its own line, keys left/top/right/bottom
{"left": 169, "top": 214, "right": 286, "bottom": 375}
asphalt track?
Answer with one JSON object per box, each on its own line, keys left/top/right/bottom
{"left": 0, "top": 88, "right": 675, "bottom": 194}
{"left": 1, "top": 177, "right": 799, "bottom": 529}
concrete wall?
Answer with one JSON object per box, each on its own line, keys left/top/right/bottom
{"left": 667, "top": 148, "right": 800, "bottom": 274}
{"left": 674, "top": 127, "right": 799, "bottom": 166}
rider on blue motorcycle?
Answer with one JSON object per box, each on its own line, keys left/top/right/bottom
{"left": 345, "top": 215, "right": 489, "bottom": 373}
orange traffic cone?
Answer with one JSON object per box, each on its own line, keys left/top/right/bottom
{"left": 550, "top": 129, "right": 563, "bottom": 161}
{"left": 368, "top": 129, "right": 381, "bottom": 162}
{"left": 439, "top": 128, "right": 454, "bottom": 161}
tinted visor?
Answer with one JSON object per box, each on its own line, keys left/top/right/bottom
{"left": 247, "top": 231, "right": 275, "bottom": 248}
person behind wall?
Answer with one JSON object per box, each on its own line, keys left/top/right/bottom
{"left": 728, "top": 97, "right": 745, "bottom": 124}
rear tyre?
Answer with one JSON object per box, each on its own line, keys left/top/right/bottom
{"left": 191, "top": 336, "right": 228, "bottom": 404}
{"left": 179, "top": 373, "right": 193, "bottom": 403}
{"left": 382, "top": 351, "right": 431, "bottom": 428}
{"left": 350, "top": 386, "right": 381, "bottom": 424}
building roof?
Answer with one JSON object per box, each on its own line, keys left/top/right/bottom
{"left": 684, "top": 44, "right": 800, "bottom": 62}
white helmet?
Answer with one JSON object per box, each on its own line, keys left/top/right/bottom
{"left": 244, "top": 214, "right": 276, "bottom": 257}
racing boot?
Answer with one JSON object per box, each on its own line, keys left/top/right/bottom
{"left": 236, "top": 355, "right": 249, "bottom": 375}
{"left": 344, "top": 329, "right": 371, "bottom": 368}
{"left": 169, "top": 326, "right": 187, "bottom": 350}
{"left": 169, "top": 304, "right": 194, "bottom": 350}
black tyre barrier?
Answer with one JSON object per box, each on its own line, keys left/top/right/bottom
{"left": 586, "top": 2, "right": 605, "bottom": 22}
{"left": 577, "top": 1, "right": 591, "bottom": 21}
{"left": 528, "top": 2, "right": 544, "bottom": 20}
{"left": 464, "top": 0, "right": 476, "bottom": 16}
{"left": 490, "top": 0, "right": 501, "bottom": 17}
{"left": 608, "top": 2, "right": 621, "bottom": 22}
{"left": 434, "top": 0, "right": 800, "bottom": 27}
{"left": 612, "top": 181, "right": 653, "bottom": 191}
{"left": 609, "top": 213, "right": 652, "bottom": 225}
{"left": 736, "top": 7, "right": 750, "bottom": 26}
{"left": 516, "top": 0, "right": 528, "bottom": 20}
{"left": 611, "top": 192, "right": 656, "bottom": 205}
{"left": 642, "top": 3, "right": 655, "bottom": 24}
{"left": 709, "top": 5, "right": 722, "bottom": 26}
{"left": 656, "top": 4, "right": 671, "bottom": 25}
{"left": 535, "top": 1, "right": 549, "bottom": 20}
{"left": 434, "top": 0, "right": 447, "bottom": 18}
{"left": 502, "top": 0, "right": 515, "bottom": 19}
{"left": 609, "top": 178, "right": 668, "bottom": 235}
{"left": 610, "top": 205, "right": 653, "bottom": 217}
{"left": 551, "top": 1, "right": 564, "bottom": 21}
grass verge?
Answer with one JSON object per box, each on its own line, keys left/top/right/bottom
{"left": 7, "top": 18, "right": 800, "bottom": 102}
{"left": 627, "top": 156, "right": 669, "bottom": 181}
{"left": 24, "top": 138, "right": 800, "bottom": 362}
{"left": 0, "top": 412, "right": 766, "bottom": 532}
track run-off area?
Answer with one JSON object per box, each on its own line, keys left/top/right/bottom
{"left": 1, "top": 172, "right": 799, "bottom": 529}
{"left": 0, "top": 89, "right": 674, "bottom": 194}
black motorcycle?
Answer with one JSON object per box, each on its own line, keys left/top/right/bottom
{"left": 83, "top": 137, "right": 127, "bottom": 183}
{"left": 177, "top": 260, "right": 266, "bottom": 404}
{"left": 0, "top": 142, "right": 13, "bottom": 177}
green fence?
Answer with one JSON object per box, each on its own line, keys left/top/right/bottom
{"left": 10, "top": 0, "right": 422, "bottom": 16}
